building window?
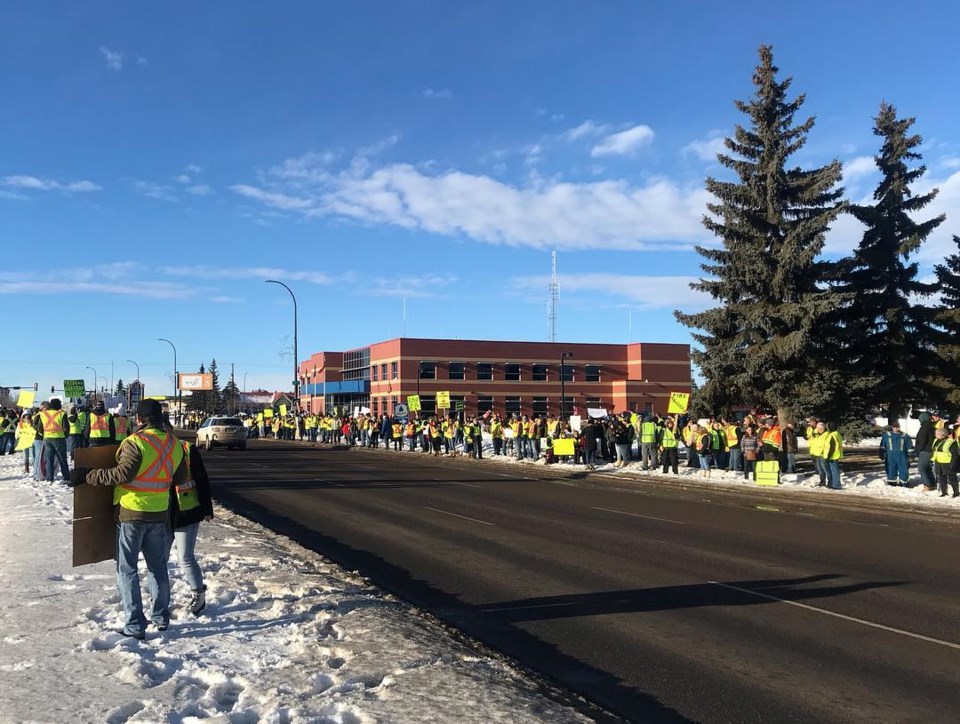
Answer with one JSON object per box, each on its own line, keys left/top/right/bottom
{"left": 372, "top": 365, "right": 379, "bottom": 381}
{"left": 505, "top": 363, "right": 521, "bottom": 381}
{"left": 505, "top": 396, "right": 522, "bottom": 415}
{"left": 585, "top": 364, "right": 601, "bottom": 383}
{"left": 391, "top": 361, "right": 398, "bottom": 380}
{"left": 420, "top": 395, "right": 436, "bottom": 417}
{"left": 380, "top": 363, "right": 388, "bottom": 380}
{"left": 391, "top": 395, "right": 398, "bottom": 414}
{"left": 532, "top": 397, "right": 548, "bottom": 416}
{"left": 448, "top": 362, "right": 465, "bottom": 380}
{"left": 560, "top": 397, "right": 575, "bottom": 416}
{"left": 560, "top": 364, "right": 574, "bottom": 383}
{"left": 532, "top": 364, "right": 549, "bottom": 382}
{"left": 477, "top": 395, "right": 494, "bottom": 413}
{"left": 419, "top": 361, "right": 436, "bottom": 380}
{"left": 476, "top": 362, "right": 493, "bottom": 381}
{"left": 586, "top": 397, "right": 603, "bottom": 410}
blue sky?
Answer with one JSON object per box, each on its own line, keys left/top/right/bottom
{"left": 3, "top": 1, "right": 959, "bottom": 399}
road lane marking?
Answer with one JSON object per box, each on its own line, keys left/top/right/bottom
{"left": 424, "top": 507, "right": 495, "bottom": 526}
{"left": 708, "top": 580, "right": 960, "bottom": 651}
{"left": 590, "top": 506, "right": 686, "bottom": 525}
{"left": 451, "top": 482, "right": 482, "bottom": 489}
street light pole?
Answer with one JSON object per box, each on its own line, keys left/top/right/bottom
{"left": 158, "top": 338, "right": 178, "bottom": 425}
{"left": 559, "top": 352, "right": 574, "bottom": 421}
{"left": 85, "top": 366, "right": 98, "bottom": 403}
{"left": 265, "top": 279, "right": 299, "bottom": 411}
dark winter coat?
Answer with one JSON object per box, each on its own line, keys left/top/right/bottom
{"left": 782, "top": 427, "right": 798, "bottom": 454}
{"left": 915, "top": 422, "right": 935, "bottom": 453}
{"left": 169, "top": 443, "right": 215, "bottom": 530}
{"left": 581, "top": 423, "right": 598, "bottom": 451}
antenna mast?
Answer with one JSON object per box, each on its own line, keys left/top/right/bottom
{"left": 548, "top": 250, "right": 558, "bottom": 342}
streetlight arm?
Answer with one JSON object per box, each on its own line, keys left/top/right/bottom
{"left": 265, "top": 280, "right": 299, "bottom": 409}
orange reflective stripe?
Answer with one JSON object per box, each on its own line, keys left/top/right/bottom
{"left": 41, "top": 410, "right": 65, "bottom": 435}
{"left": 138, "top": 432, "right": 177, "bottom": 482}
{"left": 91, "top": 414, "right": 109, "bottom": 431}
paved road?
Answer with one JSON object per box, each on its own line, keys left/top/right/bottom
{"left": 201, "top": 439, "right": 960, "bottom": 723}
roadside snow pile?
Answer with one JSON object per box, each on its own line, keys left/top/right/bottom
{"left": 0, "top": 455, "right": 593, "bottom": 723}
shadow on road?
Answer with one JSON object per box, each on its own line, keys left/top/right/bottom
{"left": 477, "top": 574, "right": 906, "bottom": 622}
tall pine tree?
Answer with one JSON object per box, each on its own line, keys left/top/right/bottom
{"left": 835, "top": 103, "right": 944, "bottom": 425}
{"left": 207, "top": 359, "right": 223, "bottom": 414}
{"left": 676, "top": 45, "right": 845, "bottom": 423}
{"left": 933, "top": 235, "right": 960, "bottom": 406}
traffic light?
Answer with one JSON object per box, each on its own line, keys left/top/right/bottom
{"left": 51, "top": 386, "right": 55, "bottom": 394}
{"left": 33, "top": 383, "right": 38, "bottom": 391}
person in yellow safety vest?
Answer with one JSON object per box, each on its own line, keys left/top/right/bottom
{"left": 659, "top": 417, "right": 680, "bottom": 475}
{"left": 166, "top": 434, "right": 215, "bottom": 617}
{"left": 822, "top": 422, "right": 844, "bottom": 490}
{"left": 404, "top": 420, "right": 417, "bottom": 451}
{"left": 443, "top": 418, "right": 457, "bottom": 455}
{"left": 639, "top": 416, "right": 658, "bottom": 470}
{"left": 932, "top": 427, "right": 959, "bottom": 497}
{"left": 489, "top": 414, "right": 504, "bottom": 456}
{"left": 114, "top": 413, "right": 130, "bottom": 443}
{"left": 683, "top": 421, "right": 699, "bottom": 469}
{"left": 39, "top": 398, "right": 71, "bottom": 483}
{"left": 722, "top": 418, "right": 741, "bottom": 474}
{"left": 759, "top": 417, "right": 782, "bottom": 460}
{"left": 428, "top": 418, "right": 442, "bottom": 456}
{"left": 807, "top": 421, "right": 827, "bottom": 486}
{"left": 391, "top": 420, "right": 403, "bottom": 451}
{"left": 71, "top": 399, "right": 188, "bottom": 640}
{"left": 66, "top": 406, "right": 86, "bottom": 461}
{"left": 86, "top": 401, "right": 116, "bottom": 448}
{"left": 509, "top": 418, "right": 522, "bottom": 458}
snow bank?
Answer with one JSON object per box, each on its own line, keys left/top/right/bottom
{"left": 0, "top": 455, "right": 593, "bottom": 723}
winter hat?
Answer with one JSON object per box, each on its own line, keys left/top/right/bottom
{"left": 93, "top": 401, "right": 105, "bottom": 413}
{"left": 918, "top": 412, "right": 931, "bottom": 424}
{"left": 136, "top": 399, "right": 163, "bottom": 419}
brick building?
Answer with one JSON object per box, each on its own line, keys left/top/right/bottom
{"left": 298, "top": 337, "right": 690, "bottom": 419}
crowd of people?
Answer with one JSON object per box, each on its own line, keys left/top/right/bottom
{"left": 220, "top": 406, "right": 960, "bottom": 498}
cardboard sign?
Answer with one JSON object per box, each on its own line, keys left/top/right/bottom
{"left": 262, "top": 408, "right": 273, "bottom": 418}
{"left": 16, "top": 390, "right": 36, "bottom": 408}
{"left": 569, "top": 415, "right": 582, "bottom": 432}
{"left": 360, "top": 406, "right": 370, "bottom": 414}
{"left": 668, "top": 392, "right": 690, "bottom": 414}
{"left": 407, "top": 395, "right": 421, "bottom": 412}
{"left": 587, "top": 408, "right": 608, "bottom": 419}
{"left": 553, "top": 438, "right": 575, "bottom": 456}
{"left": 73, "top": 445, "right": 120, "bottom": 567}
{"left": 353, "top": 406, "right": 361, "bottom": 418}
{"left": 436, "top": 391, "right": 450, "bottom": 409}
{"left": 279, "top": 403, "right": 288, "bottom": 416}
{"left": 755, "top": 460, "right": 780, "bottom": 487}
{"left": 63, "top": 379, "right": 86, "bottom": 398}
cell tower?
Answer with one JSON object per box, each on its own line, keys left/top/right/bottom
{"left": 548, "top": 250, "right": 559, "bottom": 342}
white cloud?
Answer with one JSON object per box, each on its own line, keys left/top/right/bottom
{"left": 591, "top": 125, "right": 655, "bottom": 157}
{"left": 185, "top": 164, "right": 202, "bottom": 174}
{"left": 510, "top": 273, "right": 712, "bottom": 311}
{"left": 941, "top": 157, "right": 960, "bottom": 170}
{"left": 369, "top": 274, "right": 458, "bottom": 298}
{"left": 422, "top": 88, "right": 452, "bottom": 99}
{"left": 0, "top": 190, "right": 27, "bottom": 200}
{"left": 232, "top": 151, "right": 709, "bottom": 251}
{"left": 98, "top": 46, "right": 123, "bottom": 71}
{"left": 0, "top": 264, "right": 196, "bottom": 299}
{"left": 563, "top": 120, "right": 610, "bottom": 142}
{"left": 137, "top": 56, "right": 148, "bottom": 65}
{"left": 133, "top": 180, "right": 178, "bottom": 202}
{"left": 186, "top": 184, "right": 213, "bottom": 196}
{"left": 158, "top": 265, "right": 334, "bottom": 285}
{"left": 682, "top": 133, "right": 727, "bottom": 162}
{"left": 843, "top": 156, "right": 877, "bottom": 180}
{"left": 3, "top": 175, "right": 102, "bottom": 193}
{"left": 176, "top": 174, "right": 192, "bottom": 184}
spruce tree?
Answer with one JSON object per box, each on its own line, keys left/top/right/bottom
{"left": 676, "top": 45, "right": 845, "bottom": 423}
{"left": 208, "top": 359, "right": 223, "bottom": 414}
{"left": 837, "top": 103, "right": 944, "bottom": 425}
{"left": 933, "top": 235, "right": 960, "bottom": 406}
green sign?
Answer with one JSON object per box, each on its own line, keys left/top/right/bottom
{"left": 63, "top": 379, "right": 86, "bottom": 398}
{"left": 455, "top": 400, "right": 464, "bottom": 411}
{"left": 407, "top": 395, "right": 421, "bottom": 412}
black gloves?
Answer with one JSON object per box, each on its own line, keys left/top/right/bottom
{"left": 69, "top": 467, "right": 89, "bottom": 487}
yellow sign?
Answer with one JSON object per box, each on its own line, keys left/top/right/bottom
{"left": 257, "top": 413, "right": 264, "bottom": 422}
{"left": 15, "top": 427, "right": 36, "bottom": 451}
{"left": 16, "top": 390, "right": 36, "bottom": 408}
{"left": 263, "top": 408, "right": 274, "bottom": 418}
{"left": 407, "top": 394, "right": 421, "bottom": 412}
{"left": 667, "top": 392, "right": 690, "bottom": 414}
{"left": 279, "top": 403, "right": 288, "bottom": 416}
{"left": 436, "top": 391, "right": 450, "bottom": 409}
{"left": 553, "top": 438, "right": 575, "bottom": 456}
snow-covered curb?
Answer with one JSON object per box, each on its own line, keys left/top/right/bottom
{"left": 0, "top": 455, "right": 594, "bottom": 723}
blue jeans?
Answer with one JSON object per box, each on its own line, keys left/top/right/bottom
{"left": 167, "top": 522, "right": 204, "bottom": 591}
{"left": 1, "top": 432, "right": 14, "bottom": 454}
{"left": 827, "top": 460, "right": 841, "bottom": 489}
{"left": 813, "top": 456, "right": 827, "bottom": 484}
{"left": 615, "top": 443, "right": 630, "bottom": 463}
{"left": 42, "top": 438, "right": 70, "bottom": 481}
{"left": 786, "top": 453, "right": 796, "bottom": 474}
{"left": 918, "top": 451, "right": 934, "bottom": 488}
{"left": 116, "top": 520, "right": 171, "bottom": 635}
{"left": 585, "top": 449, "right": 596, "bottom": 467}
{"left": 728, "top": 448, "right": 742, "bottom": 472}
{"left": 32, "top": 440, "right": 44, "bottom": 479}
{"left": 698, "top": 453, "right": 712, "bottom": 470}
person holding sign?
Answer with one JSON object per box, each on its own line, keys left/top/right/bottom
{"left": 70, "top": 399, "right": 189, "bottom": 640}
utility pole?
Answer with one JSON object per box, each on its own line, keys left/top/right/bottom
{"left": 548, "top": 251, "right": 559, "bottom": 342}
{"left": 230, "top": 363, "right": 236, "bottom": 415}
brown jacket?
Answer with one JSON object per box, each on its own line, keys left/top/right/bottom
{"left": 86, "top": 427, "right": 188, "bottom": 523}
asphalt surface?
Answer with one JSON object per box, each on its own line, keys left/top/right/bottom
{"left": 200, "top": 438, "right": 960, "bottom": 723}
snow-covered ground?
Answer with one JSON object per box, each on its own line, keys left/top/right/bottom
{"left": 0, "top": 454, "right": 595, "bottom": 723}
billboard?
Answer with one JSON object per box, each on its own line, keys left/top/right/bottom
{"left": 178, "top": 373, "right": 214, "bottom": 391}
